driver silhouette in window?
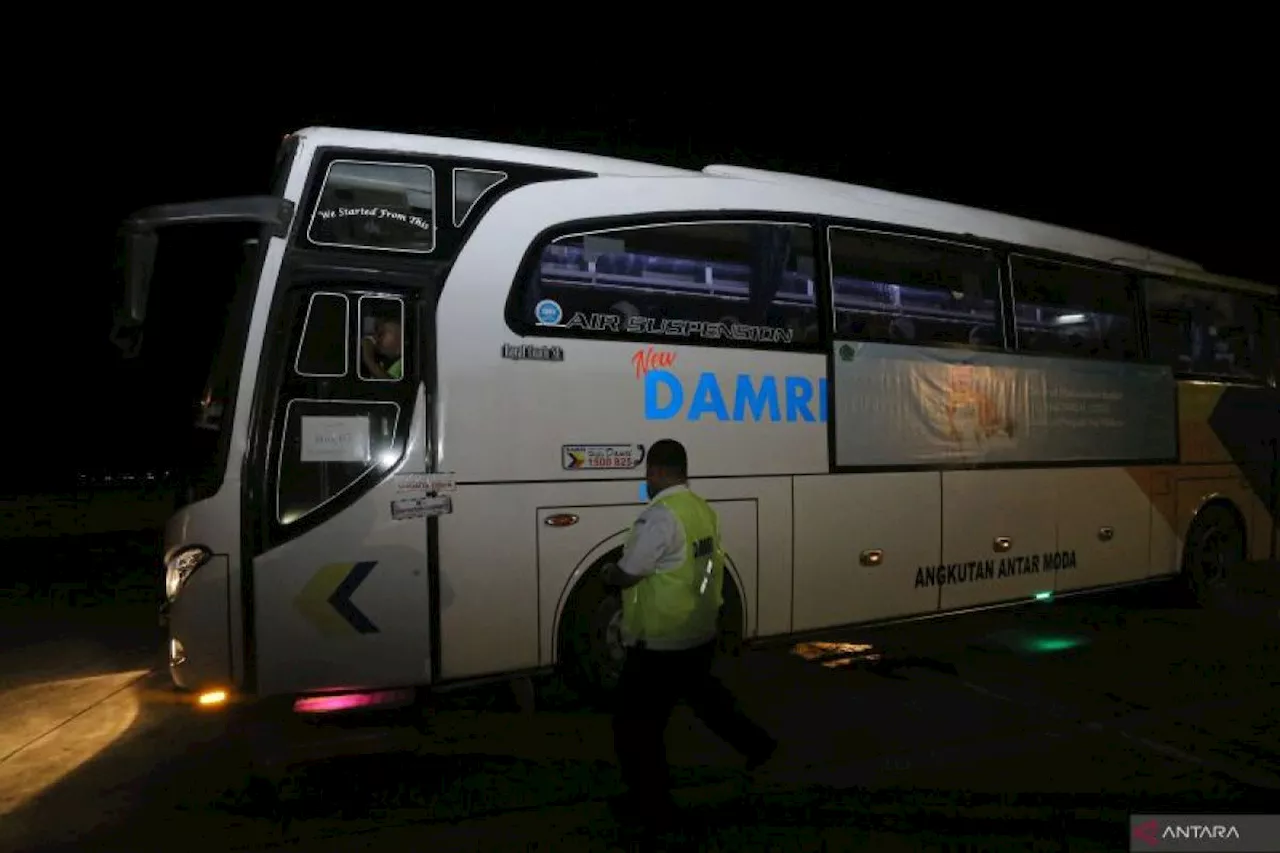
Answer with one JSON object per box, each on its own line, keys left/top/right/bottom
{"left": 361, "top": 314, "right": 403, "bottom": 380}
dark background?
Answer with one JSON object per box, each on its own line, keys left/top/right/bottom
{"left": 10, "top": 77, "right": 1273, "bottom": 493}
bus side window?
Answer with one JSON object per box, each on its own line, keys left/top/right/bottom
{"left": 308, "top": 160, "right": 437, "bottom": 254}
{"left": 294, "top": 292, "right": 350, "bottom": 377}
{"left": 516, "top": 221, "right": 821, "bottom": 349}
{"left": 453, "top": 168, "right": 507, "bottom": 227}
{"left": 1145, "top": 279, "right": 1263, "bottom": 381}
{"left": 828, "top": 227, "right": 1003, "bottom": 349}
{"left": 358, "top": 295, "right": 407, "bottom": 382}
{"left": 1011, "top": 256, "right": 1138, "bottom": 361}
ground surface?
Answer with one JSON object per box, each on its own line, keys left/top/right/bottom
{"left": 1, "top": 562, "right": 1277, "bottom": 852}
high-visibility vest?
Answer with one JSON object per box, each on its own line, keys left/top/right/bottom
{"left": 621, "top": 489, "right": 724, "bottom": 650}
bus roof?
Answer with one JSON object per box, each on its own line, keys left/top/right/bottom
{"left": 700, "top": 164, "right": 1203, "bottom": 274}
{"left": 293, "top": 127, "right": 1271, "bottom": 288}
{"left": 293, "top": 126, "right": 695, "bottom": 179}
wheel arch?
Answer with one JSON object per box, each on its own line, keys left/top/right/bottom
{"left": 1180, "top": 493, "right": 1249, "bottom": 574}
{"left": 550, "top": 532, "right": 749, "bottom": 665}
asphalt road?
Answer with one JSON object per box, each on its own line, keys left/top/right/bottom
{"left": 2, "top": 566, "right": 1277, "bottom": 853}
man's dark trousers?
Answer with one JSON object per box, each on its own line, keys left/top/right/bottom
{"left": 612, "top": 639, "right": 775, "bottom": 808}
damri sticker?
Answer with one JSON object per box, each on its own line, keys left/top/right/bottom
{"left": 562, "top": 443, "right": 646, "bottom": 470}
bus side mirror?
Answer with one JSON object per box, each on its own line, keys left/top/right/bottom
{"left": 123, "top": 228, "right": 159, "bottom": 324}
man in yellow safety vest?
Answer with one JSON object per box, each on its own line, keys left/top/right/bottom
{"left": 603, "top": 438, "right": 777, "bottom": 828}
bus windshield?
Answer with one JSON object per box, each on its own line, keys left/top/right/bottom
{"left": 116, "top": 137, "right": 299, "bottom": 506}
{"left": 141, "top": 226, "right": 261, "bottom": 504}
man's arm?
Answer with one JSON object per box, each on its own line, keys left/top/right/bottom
{"left": 602, "top": 509, "right": 676, "bottom": 589}
{"left": 602, "top": 560, "right": 644, "bottom": 589}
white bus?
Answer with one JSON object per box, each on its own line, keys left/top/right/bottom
{"left": 123, "top": 127, "right": 1280, "bottom": 711}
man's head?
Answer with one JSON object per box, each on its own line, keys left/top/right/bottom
{"left": 373, "top": 317, "right": 402, "bottom": 359}
{"left": 645, "top": 438, "right": 688, "bottom": 498}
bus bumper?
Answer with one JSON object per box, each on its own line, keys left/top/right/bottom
{"left": 164, "top": 553, "right": 233, "bottom": 695}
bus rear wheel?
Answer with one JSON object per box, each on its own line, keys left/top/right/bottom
{"left": 1181, "top": 504, "right": 1245, "bottom": 608}
{"left": 558, "top": 563, "right": 744, "bottom": 707}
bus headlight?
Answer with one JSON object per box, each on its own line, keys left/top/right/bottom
{"left": 165, "top": 545, "right": 213, "bottom": 602}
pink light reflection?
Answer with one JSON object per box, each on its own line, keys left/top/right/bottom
{"left": 293, "top": 688, "right": 413, "bottom": 714}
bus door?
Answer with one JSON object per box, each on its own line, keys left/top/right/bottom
{"left": 247, "top": 275, "right": 440, "bottom": 698}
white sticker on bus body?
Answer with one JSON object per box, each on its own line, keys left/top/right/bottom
{"left": 394, "top": 472, "right": 457, "bottom": 495}
{"left": 391, "top": 495, "right": 452, "bottom": 521}
{"left": 562, "top": 444, "right": 646, "bottom": 470}
{"left": 427, "top": 473, "right": 457, "bottom": 493}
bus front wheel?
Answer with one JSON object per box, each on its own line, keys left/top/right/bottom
{"left": 558, "top": 562, "right": 744, "bottom": 706}
{"left": 1181, "top": 503, "right": 1245, "bottom": 608}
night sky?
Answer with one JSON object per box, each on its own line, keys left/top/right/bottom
{"left": 14, "top": 81, "right": 1273, "bottom": 491}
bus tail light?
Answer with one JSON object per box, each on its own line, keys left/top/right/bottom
{"left": 165, "top": 545, "right": 213, "bottom": 602}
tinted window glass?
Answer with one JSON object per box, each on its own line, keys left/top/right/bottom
{"left": 829, "top": 228, "right": 1003, "bottom": 348}
{"left": 276, "top": 400, "right": 401, "bottom": 525}
{"left": 294, "top": 292, "right": 349, "bottom": 377}
{"left": 1011, "top": 256, "right": 1138, "bottom": 360}
{"left": 1146, "top": 279, "right": 1264, "bottom": 380}
{"left": 516, "top": 221, "right": 820, "bottom": 348}
{"left": 308, "top": 160, "right": 436, "bottom": 253}
{"left": 453, "top": 168, "right": 507, "bottom": 227}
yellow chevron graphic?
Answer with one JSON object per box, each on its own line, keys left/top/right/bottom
{"left": 295, "top": 562, "right": 360, "bottom": 637}
{"left": 566, "top": 450, "right": 586, "bottom": 468}
{"left": 1178, "top": 383, "right": 1230, "bottom": 464}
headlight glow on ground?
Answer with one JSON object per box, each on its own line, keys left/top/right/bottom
{"left": 0, "top": 669, "right": 148, "bottom": 820}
